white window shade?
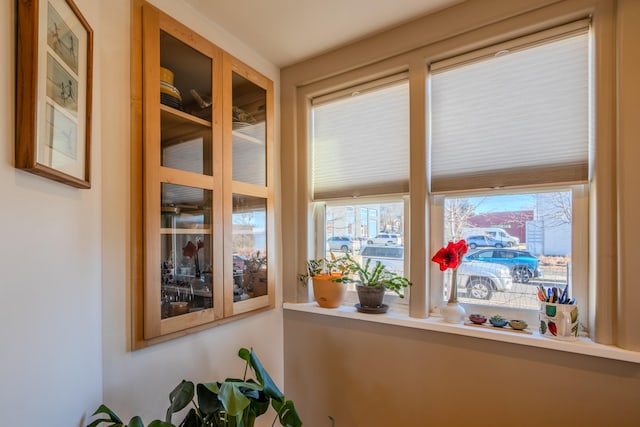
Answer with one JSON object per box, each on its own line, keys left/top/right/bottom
{"left": 430, "top": 27, "right": 589, "bottom": 193}
{"left": 312, "top": 81, "right": 409, "bottom": 200}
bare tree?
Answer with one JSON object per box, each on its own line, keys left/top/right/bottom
{"left": 444, "top": 198, "right": 483, "bottom": 241}
{"left": 539, "top": 192, "right": 572, "bottom": 227}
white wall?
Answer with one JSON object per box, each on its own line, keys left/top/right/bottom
{"left": 1, "top": 0, "right": 282, "bottom": 425}
{"left": 0, "top": 1, "right": 103, "bottom": 426}
{"left": 99, "top": 0, "right": 283, "bottom": 425}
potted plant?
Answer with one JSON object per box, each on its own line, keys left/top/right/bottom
{"left": 302, "top": 253, "right": 350, "bottom": 308}
{"left": 339, "top": 253, "right": 411, "bottom": 312}
{"left": 87, "top": 347, "right": 302, "bottom": 427}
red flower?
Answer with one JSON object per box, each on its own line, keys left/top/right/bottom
{"left": 431, "top": 240, "right": 468, "bottom": 271}
{"left": 197, "top": 239, "right": 205, "bottom": 250}
{"left": 183, "top": 241, "right": 197, "bottom": 258}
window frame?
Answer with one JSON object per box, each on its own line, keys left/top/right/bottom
{"left": 429, "top": 185, "right": 589, "bottom": 326}
{"left": 283, "top": 0, "right": 619, "bottom": 348}
{"left": 311, "top": 196, "right": 411, "bottom": 313}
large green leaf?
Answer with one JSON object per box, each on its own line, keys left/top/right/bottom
{"left": 247, "top": 390, "right": 269, "bottom": 418}
{"left": 86, "top": 404, "right": 127, "bottom": 427}
{"left": 196, "top": 382, "right": 222, "bottom": 415}
{"left": 147, "top": 421, "right": 175, "bottom": 427}
{"left": 127, "top": 416, "right": 145, "bottom": 427}
{"left": 243, "top": 348, "right": 284, "bottom": 402}
{"left": 166, "top": 380, "right": 195, "bottom": 424}
{"left": 89, "top": 404, "right": 124, "bottom": 424}
{"left": 177, "top": 408, "right": 200, "bottom": 427}
{"left": 272, "top": 400, "right": 302, "bottom": 427}
{"left": 218, "top": 382, "right": 252, "bottom": 417}
{"left": 86, "top": 420, "right": 124, "bottom": 427}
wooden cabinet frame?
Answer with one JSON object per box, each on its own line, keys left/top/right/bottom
{"left": 130, "top": 1, "right": 274, "bottom": 348}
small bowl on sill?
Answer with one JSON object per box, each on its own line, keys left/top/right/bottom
{"left": 489, "top": 316, "right": 508, "bottom": 328}
{"left": 508, "top": 319, "right": 528, "bottom": 330}
{"left": 468, "top": 314, "right": 487, "bottom": 325}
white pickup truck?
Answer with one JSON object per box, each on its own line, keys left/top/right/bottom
{"left": 360, "top": 245, "right": 513, "bottom": 301}
{"left": 461, "top": 228, "right": 519, "bottom": 247}
{"left": 455, "top": 261, "right": 513, "bottom": 300}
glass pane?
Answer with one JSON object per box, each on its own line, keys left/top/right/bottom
{"left": 325, "top": 201, "right": 406, "bottom": 309}
{"left": 160, "top": 31, "right": 213, "bottom": 119}
{"left": 160, "top": 183, "right": 213, "bottom": 319}
{"left": 232, "top": 73, "right": 266, "bottom": 186}
{"left": 159, "top": 31, "right": 213, "bottom": 176}
{"left": 442, "top": 191, "right": 571, "bottom": 311}
{"left": 161, "top": 126, "right": 212, "bottom": 175}
{"left": 232, "top": 194, "right": 267, "bottom": 301}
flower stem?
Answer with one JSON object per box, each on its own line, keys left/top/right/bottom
{"left": 448, "top": 268, "right": 458, "bottom": 304}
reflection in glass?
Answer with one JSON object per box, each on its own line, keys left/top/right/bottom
{"left": 161, "top": 129, "right": 212, "bottom": 176}
{"left": 232, "top": 73, "right": 266, "bottom": 186}
{"left": 232, "top": 194, "right": 267, "bottom": 301}
{"left": 160, "top": 183, "right": 213, "bottom": 318}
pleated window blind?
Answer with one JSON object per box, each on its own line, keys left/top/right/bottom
{"left": 311, "top": 76, "right": 409, "bottom": 200}
{"left": 429, "top": 21, "right": 590, "bottom": 193}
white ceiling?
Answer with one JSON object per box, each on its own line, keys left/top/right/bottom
{"left": 183, "top": 0, "right": 463, "bottom": 67}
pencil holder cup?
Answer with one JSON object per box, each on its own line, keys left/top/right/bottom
{"left": 539, "top": 302, "right": 579, "bottom": 340}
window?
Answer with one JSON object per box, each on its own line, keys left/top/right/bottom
{"left": 311, "top": 78, "right": 410, "bottom": 309}
{"left": 297, "top": 20, "right": 591, "bottom": 328}
{"left": 322, "top": 200, "right": 407, "bottom": 309}
{"left": 429, "top": 23, "right": 590, "bottom": 325}
{"left": 433, "top": 189, "right": 585, "bottom": 324}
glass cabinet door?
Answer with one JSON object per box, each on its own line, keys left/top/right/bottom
{"left": 136, "top": 3, "right": 274, "bottom": 345}
{"left": 231, "top": 72, "right": 266, "bottom": 186}
{"left": 224, "top": 56, "right": 274, "bottom": 316}
{"left": 142, "top": 4, "right": 223, "bottom": 339}
{"left": 160, "top": 184, "right": 213, "bottom": 319}
{"left": 231, "top": 194, "right": 268, "bottom": 302}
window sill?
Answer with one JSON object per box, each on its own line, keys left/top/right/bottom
{"left": 283, "top": 302, "right": 640, "bottom": 364}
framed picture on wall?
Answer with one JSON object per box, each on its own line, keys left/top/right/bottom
{"left": 16, "top": 0, "right": 93, "bottom": 189}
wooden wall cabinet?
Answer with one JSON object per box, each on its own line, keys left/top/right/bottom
{"left": 133, "top": 2, "right": 274, "bottom": 346}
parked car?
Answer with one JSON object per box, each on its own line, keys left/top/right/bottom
{"left": 456, "top": 261, "right": 514, "bottom": 300}
{"left": 359, "top": 246, "right": 513, "bottom": 300}
{"left": 366, "top": 233, "right": 402, "bottom": 246}
{"left": 462, "top": 227, "right": 519, "bottom": 246}
{"left": 465, "top": 234, "right": 508, "bottom": 249}
{"left": 326, "top": 236, "right": 354, "bottom": 252}
{"left": 359, "top": 245, "right": 404, "bottom": 274}
{"left": 463, "top": 248, "right": 541, "bottom": 283}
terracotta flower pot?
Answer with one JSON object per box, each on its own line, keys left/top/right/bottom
{"left": 311, "top": 273, "right": 345, "bottom": 308}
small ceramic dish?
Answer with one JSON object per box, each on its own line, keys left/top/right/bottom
{"left": 468, "top": 314, "right": 487, "bottom": 324}
{"left": 508, "top": 319, "right": 528, "bottom": 330}
{"left": 489, "top": 316, "right": 508, "bottom": 328}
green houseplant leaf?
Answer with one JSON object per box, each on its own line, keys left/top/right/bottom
{"left": 166, "top": 380, "right": 195, "bottom": 424}
{"left": 239, "top": 348, "right": 284, "bottom": 402}
{"left": 147, "top": 421, "right": 174, "bottom": 427}
{"left": 86, "top": 405, "right": 173, "bottom": 427}
{"left": 196, "top": 382, "right": 223, "bottom": 415}
{"left": 88, "top": 348, "right": 302, "bottom": 427}
{"left": 271, "top": 400, "right": 302, "bottom": 427}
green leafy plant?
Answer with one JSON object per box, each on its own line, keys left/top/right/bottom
{"left": 88, "top": 348, "right": 302, "bottom": 427}
{"left": 338, "top": 253, "right": 411, "bottom": 297}
{"left": 300, "top": 253, "right": 351, "bottom": 285}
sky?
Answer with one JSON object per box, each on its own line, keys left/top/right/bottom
{"left": 466, "top": 194, "right": 536, "bottom": 214}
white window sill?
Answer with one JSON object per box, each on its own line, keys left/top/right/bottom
{"left": 283, "top": 302, "right": 640, "bottom": 364}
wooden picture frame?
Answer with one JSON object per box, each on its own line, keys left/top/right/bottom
{"left": 16, "top": 0, "right": 93, "bottom": 188}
